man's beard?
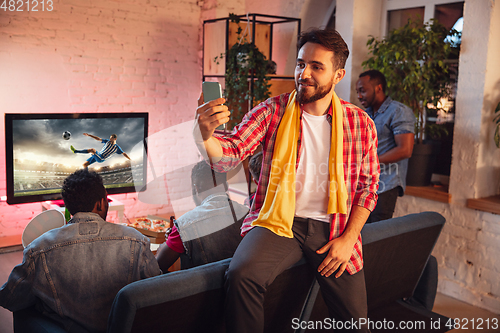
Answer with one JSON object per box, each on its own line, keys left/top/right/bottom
{"left": 296, "top": 79, "right": 333, "bottom": 105}
{"left": 358, "top": 93, "right": 375, "bottom": 109}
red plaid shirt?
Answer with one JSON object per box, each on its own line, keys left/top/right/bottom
{"left": 212, "top": 93, "right": 379, "bottom": 274}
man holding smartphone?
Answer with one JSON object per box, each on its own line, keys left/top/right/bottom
{"left": 194, "top": 28, "right": 379, "bottom": 333}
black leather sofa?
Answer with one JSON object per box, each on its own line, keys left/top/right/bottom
{"left": 13, "top": 212, "right": 450, "bottom": 333}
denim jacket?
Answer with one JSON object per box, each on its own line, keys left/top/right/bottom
{"left": 0, "top": 212, "right": 161, "bottom": 332}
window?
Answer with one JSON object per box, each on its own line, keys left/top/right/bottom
{"left": 435, "top": 2, "right": 465, "bottom": 31}
{"left": 429, "top": 2, "right": 463, "bottom": 177}
{"left": 384, "top": 1, "right": 464, "bottom": 201}
{"left": 387, "top": 6, "right": 424, "bottom": 33}
{"left": 326, "top": 6, "right": 336, "bottom": 30}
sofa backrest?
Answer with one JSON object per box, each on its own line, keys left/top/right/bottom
{"left": 107, "top": 258, "right": 230, "bottom": 333}
{"left": 107, "top": 257, "right": 315, "bottom": 333}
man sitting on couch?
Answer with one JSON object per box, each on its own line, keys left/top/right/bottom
{"left": 0, "top": 170, "right": 161, "bottom": 332}
{"left": 157, "top": 161, "right": 248, "bottom": 272}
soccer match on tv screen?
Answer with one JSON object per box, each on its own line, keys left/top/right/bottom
{"left": 10, "top": 115, "right": 147, "bottom": 199}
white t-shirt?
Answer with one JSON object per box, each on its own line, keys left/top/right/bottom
{"left": 295, "top": 110, "right": 331, "bottom": 222}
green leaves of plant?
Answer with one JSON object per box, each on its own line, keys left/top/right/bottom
{"left": 362, "top": 19, "right": 460, "bottom": 143}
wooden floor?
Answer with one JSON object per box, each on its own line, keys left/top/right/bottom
{"left": 0, "top": 248, "right": 498, "bottom": 333}
{"left": 433, "top": 294, "right": 500, "bottom": 332}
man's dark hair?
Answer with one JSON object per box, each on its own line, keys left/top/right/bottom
{"left": 62, "top": 170, "right": 107, "bottom": 215}
{"left": 297, "top": 28, "right": 349, "bottom": 70}
{"left": 111, "top": 134, "right": 117, "bottom": 139}
{"left": 191, "top": 161, "right": 227, "bottom": 194}
{"left": 249, "top": 151, "right": 263, "bottom": 181}
{"left": 359, "top": 69, "right": 387, "bottom": 94}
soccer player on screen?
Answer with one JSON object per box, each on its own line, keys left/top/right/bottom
{"left": 70, "top": 133, "right": 131, "bottom": 169}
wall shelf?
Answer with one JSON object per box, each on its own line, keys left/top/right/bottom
{"left": 203, "top": 13, "right": 301, "bottom": 79}
{"left": 203, "top": 14, "right": 300, "bottom": 197}
{"left": 466, "top": 195, "right": 500, "bottom": 215}
{"left": 405, "top": 185, "right": 451, "bottom": 203}
{"left": 203, "top": 13, "right": 301, "bottom": 106}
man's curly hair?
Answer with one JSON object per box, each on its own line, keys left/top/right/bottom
{"left": 62, "top": 170, "right": 107, "bottom": 215}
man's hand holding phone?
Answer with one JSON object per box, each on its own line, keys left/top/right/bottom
{"left": 196, "top": 95, "right": 230, "bottom": 140}
{"left": 193, "top": 82, "right": 228, "bottom": 163}
{"left": 196, "top": 82, "right": 230, "bottom": 141}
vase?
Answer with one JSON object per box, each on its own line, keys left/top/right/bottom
{"left": 406, "top": 142, "right": 440, "bottom": 186}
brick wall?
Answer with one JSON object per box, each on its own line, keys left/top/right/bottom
{"left": 395, "top": 196, "right": 500, "bottom": 314}
{"left": 0, "top": 0, "right": 205, "bottom": 243}
{"left": 0, "top": 0, "right": 325, "bottom": 244}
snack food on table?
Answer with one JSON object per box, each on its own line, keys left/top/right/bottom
{"left": 128, "top": 217, "right": 169, "bottom": 233}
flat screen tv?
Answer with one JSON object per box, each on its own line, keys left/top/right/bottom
{"left": 5, "top": 112, "right": 148, "bottom": 205}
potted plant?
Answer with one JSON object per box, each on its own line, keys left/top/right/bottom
{"left": 494, "top": 102, "right": 500, "bottom": 147}
{"left": 362, "top": 19, "right": 460, "bottom": 186}
{"left": 215, "top": 14, "right": 271, "bottom": 129}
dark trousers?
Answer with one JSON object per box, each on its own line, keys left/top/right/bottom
{"left": 224, "top": 217, "right": 369, "bottom": 333}
{"left": 366, "top": 187, "right": 400, "bottom": 223}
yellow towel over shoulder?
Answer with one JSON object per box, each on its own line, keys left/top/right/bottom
{"left": 252, "top": 90, "right": 348, "bottom": 238}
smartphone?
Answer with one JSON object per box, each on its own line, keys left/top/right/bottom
{"left": 202, "top": 81, "right": 225, "bottom": 130}
{"left": 202, "top": 81, "right": 222, "bottom": 103}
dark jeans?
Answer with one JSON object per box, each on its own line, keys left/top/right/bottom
{"left": 224, "top": 217, "right": 369, "bottom": 333}
{"left": 366, "top": 186, "right": 400, "bottom": 223}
